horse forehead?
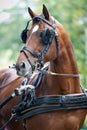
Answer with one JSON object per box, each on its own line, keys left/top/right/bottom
{"left": 32, "top": 25, "right": 39, "bottom": 34}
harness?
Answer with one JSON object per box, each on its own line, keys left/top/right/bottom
{"left": 0, "top": 15, "right": 87, "bottom": 130}
{"left": 14, "top": 15, "right": 87, "bottom": 128}
{"left": 0, "top": 68, "right": 87, "bottom": 130}
{"left": 12, "top": 69, "right": 87, "bottom": 122}
{"left": 13, "top": 92, "right": 87, "bottom": 121}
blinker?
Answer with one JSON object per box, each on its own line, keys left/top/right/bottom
{"left": 21, "top": 29, "right": 28, "bottom": 43}
{"left": 20, "top": 21, "right": 30, "bottom": 43}
{"left": 40, "top": 28, "right": 53, "bottom": 45}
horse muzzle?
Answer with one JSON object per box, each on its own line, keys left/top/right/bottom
{"left": 16, "top": 61, "right": 33, "bottom": 78}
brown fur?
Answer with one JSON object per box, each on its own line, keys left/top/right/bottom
{"left": 0, "top": 69, "right": 24, "bottom": 130}
{"left": 16, "top": 5, "right": 87, "bottom": 130}
{"left": 0, "top": 5, "right": 87, "bottom": 130}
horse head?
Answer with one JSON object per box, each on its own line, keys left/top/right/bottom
{"left": 16, "top": 5, "right": 80, "bottom": 93}
{"left": 16, "top": 5, "right": 59, "bottom": 78}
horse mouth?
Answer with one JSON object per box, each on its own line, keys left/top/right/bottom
{"left": 16, "top": 67, "right": 33, "bottom": 78}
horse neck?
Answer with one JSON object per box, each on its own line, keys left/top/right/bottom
{"left": 46, "top": 25, "right": 81, "bottom": 95}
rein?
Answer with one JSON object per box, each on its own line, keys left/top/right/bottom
{"left": 40, "top": 63, "right": 80, "bottom": 78}
{"left": 0, "top": 114, "right": 15, "bottom": 130}
{"left": 47, "top": 71, "right": 80, "bottom": 77}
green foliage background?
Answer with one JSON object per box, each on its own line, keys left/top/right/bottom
{"left": 0, "top": 0, "right": 87, "bottom": 128}
{"left": 1, "top": 0, "right": 87, "bottom": 86}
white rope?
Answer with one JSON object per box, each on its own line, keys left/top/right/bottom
{"left": 47, "top": 71, "right": 80, "bottom": 78}
{"left": 41, "top": 63, "right": 80, "bottom": 78}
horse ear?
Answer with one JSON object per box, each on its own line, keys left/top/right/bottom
{"left": 43, "top": 4, "right": 50, "bottom": 21}
{"left": 28, "top": 7, "right": 37, "bottom": 18}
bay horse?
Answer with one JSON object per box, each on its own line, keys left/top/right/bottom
{"left": 15, "top": 5, "right": 87, "bottom": 130}
{"left": 0, "top": 68, "right": 24, "bottom": 130}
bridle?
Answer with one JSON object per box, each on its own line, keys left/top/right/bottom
{"left": 20, "top": 15, "right": 80, "bottom": 78}
{"left": 20, "top": 15, "right": 59, "bottom": 72}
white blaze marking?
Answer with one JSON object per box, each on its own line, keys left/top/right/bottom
{"left": 32, "top": 25, "right": 39, "bottom": 33}
{"left": 26, "top": 25, "right": 39, "bottom": 43}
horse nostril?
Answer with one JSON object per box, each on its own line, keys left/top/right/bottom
{"left": 20, "top": 62, "right": 26, "bottom": 69}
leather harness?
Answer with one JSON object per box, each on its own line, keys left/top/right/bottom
{"left": 0, "top": 15, "right": 87, "bottom": 130}
{"left": 13, "top": 15, "right": 87, "bottom": 122}
{"left": 12, "top": 69, "right": 87, "bottom": 122}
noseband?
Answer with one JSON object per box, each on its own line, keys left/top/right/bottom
{"left": 20, "top": 16, "right": 59, "bottom": 72}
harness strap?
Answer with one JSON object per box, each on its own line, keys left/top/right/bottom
{"left": 13, "top": 93, "right": 87, "bottom": 121}
{"left": 33, "top": 16, "right": 56, "bottom": 29}
{"left": 21, "top": 46, "right": 42, "bottom": 60}
{"left": 47, "top": 71, "right": 80, "bottom": 78}
{"left": 0, "top": 92, "right": 15, "bottom": 109}
{"left": 16, "top": 93, "right": 87, "bottom": 121}
{"left": 0, "top": 114, "right": 15, "bottom": 130}
{"left": 31, "top": 72, "right": 44, "bottom": 87}
{"left": 17, "top": 104, "right": 87, "bottom": 121}
{"left": 22, "top": 119, "right": 27, "bottom": 130}
{"left": 20, "top": 49, "right": 35, "bottom": 72}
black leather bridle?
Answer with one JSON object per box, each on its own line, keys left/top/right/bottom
{"left": 20, "top": 16, "right": 59, "bottom": 72}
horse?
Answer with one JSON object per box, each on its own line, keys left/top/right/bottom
{"left": 15, "top": 5, "right": 87, "bottom": 130}
{"left": 0, "top": 68, "right": 24, "bottom": 130}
